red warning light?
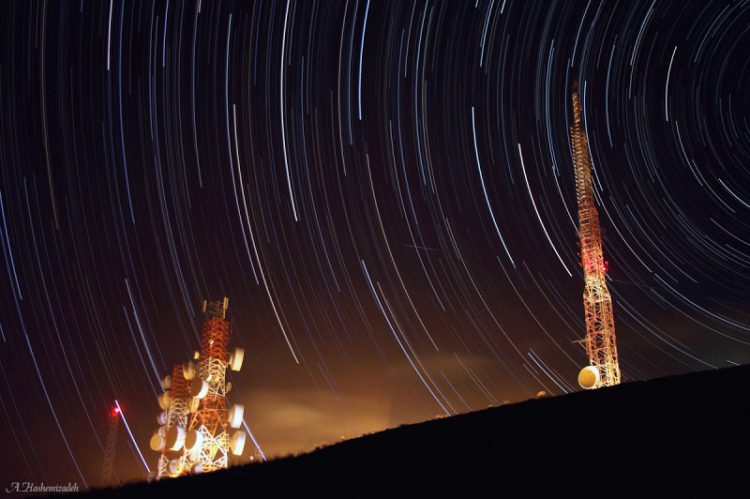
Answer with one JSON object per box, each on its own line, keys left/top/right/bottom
{"left": 113, "top": 406, "right": 121, "bottom": 416}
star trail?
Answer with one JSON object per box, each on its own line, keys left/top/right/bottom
{"left": 1, "top": 0, "right": 749, "bottom": 487}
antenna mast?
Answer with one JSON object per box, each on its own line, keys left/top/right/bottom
{"left": 100, "top": 404, "right": 120, "bottom": 487}
{"left": 570, "top": 81, "right": 622, "bottom": 389}
{"left": 149, "top": 297, "right": 247, "bottom": 477}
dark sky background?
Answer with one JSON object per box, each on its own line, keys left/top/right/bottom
{"left": 1, "top": 0, "right": 749, "bottom": 488}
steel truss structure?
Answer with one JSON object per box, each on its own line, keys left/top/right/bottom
{"left": 570, "top": 82, "right": 622, "bottom": 388}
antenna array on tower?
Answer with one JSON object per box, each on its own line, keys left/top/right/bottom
{"left": 149, "top": 297, "right": 246, "bottom": 478}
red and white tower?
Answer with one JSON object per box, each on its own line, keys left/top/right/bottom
{"left": 185, "top": 298, "right": 246, "bottom": 473}
{"left": 150, "top": 297, "right": 246, "bottom": 477}
{"left": 151, "top": 363, "right": 192, "bottom": 478}
{"left": 569, "top": 81, "right": 622, "bottom": 389}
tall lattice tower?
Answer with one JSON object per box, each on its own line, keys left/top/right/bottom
{"left": 100, "top": 404, "right": 120, "bottom": 487}
{"left": 149, "top": 297, "right": 246, "bottom": 478}
{"left": 185, "top": 298, "right": 246, "bottom": 473}
{"left": 152, "top": 364, "right": 192, "bottom": 478}
{"left": 569, "top": 81, "right": 621, "bottom": 389}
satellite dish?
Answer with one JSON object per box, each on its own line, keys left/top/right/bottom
{"left": 191, "top": 378, "right": 209, "bottom": 399}
{"left": 578, "top": 366, "right": 600, "bottom": 390}
{"left": 228, "top": 404, "right": 244, "bottom": 429}
{"left": 161, "top": 375, "right": 172, "bottom": 390}
{"left": 229, "top": 430, "right": 246, "bottom": 456}
{"left": 166, "top": 426, "right": 186, "bottom": 451}
{"left": 149, "top": 432, "right": 166, "bottom": 451}
{"left": 193, "top": 351, "right": 200, "bottom": 360}
{"left": 157, "top": 411, "right": 168, "bottom": 426}
{"left": 183, "top": 361, "right": 196, "bottom": 380}
{"left": 158, "top": 391, "right": 172, "bottom": 410}
{"left": 185, "top": 428, "right": 204, "bottom": 453}
{"left": 225, "top": 382, "right": 233, "bottom": 394}
{"left": 229, "top": 347, "right": 245, "bottom": 372}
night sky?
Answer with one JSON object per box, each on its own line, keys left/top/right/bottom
{"left": 1, "top": 0, "right": 749, "bottom": 487}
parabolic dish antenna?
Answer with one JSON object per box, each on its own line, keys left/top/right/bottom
{"left": 578, "top": 365, "right": 600, "bottom": 390}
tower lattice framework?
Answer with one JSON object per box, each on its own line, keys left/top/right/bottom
{"left": 150, "top": 297, "right": 245, "bottom": 478}
{"left": 157, "top": 364, "right": 191, "bottom": 478}
{"left": 186, "top": 298, "right": 231, "bottom": 472}
{"left": 100, "top": 406, "right": 119, "bottom": 487}
{"left": 570, "top": 81, "right": 621, "bottom": 388}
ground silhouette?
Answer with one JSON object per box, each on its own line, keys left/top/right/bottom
{"left": 70, "top": 365, "right": 750, "bottom": 497}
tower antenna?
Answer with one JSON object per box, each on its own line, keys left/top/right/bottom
{"left": 149, "top": 297, "right": 246, "bottom": 477}
{"left": 100, "top": 404, "right": 120, "bottom": 487}
{"left": 569, "top": 81, "right": 622, "bottom": 389}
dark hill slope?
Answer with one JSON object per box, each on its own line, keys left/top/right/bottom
{"left": 77, "top": 365, "right": 750, "bottom": 496}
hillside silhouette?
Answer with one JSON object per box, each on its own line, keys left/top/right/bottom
{"left": 72, "top": 365, "right": 750, "bottom": 496}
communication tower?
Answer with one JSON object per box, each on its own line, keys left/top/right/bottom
{"left": 569, "top": 81, "right": 622, "bottom": 389}
{"left": 150, "top": 363, "right": 192, "bottom": 478}
{"left": 100, "top": 404, "right": 120, "bottom": 487}
{"left": 149, "top": 297, "right": 246, "bottom": 477}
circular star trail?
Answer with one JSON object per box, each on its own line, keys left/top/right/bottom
{"left": 1, "top": 0, "right": 749, "bottom": 486}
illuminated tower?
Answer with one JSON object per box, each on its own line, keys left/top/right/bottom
{"left": 185, "top": 298, "right": 246, "bottom": 473}
{"left": 100, "top": 404, "right": 120, "bottom": 487}
{"left": 151, "top": 364, "right": 192, "bottom": 478}
{"left": 149, "top": 297, "right": 246, "bottom": 477}
{"left": 569, "top": 81, "right": 622, "bottom": 389}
